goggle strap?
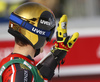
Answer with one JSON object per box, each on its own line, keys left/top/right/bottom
{"left": 9, "top": 13, "right": 51, "bottom": 37}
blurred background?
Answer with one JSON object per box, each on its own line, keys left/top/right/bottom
{"left": 0, "top": 0, "right": 100, "bottom": 82}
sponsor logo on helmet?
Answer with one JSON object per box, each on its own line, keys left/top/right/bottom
{"left": 40, "top": 19, "right": 50, "bottom": 26}
{"left": 32, "top": 27, "right": 46, "bottom": 35}
{"left": 48, "top": 17, "right": 55, "bottom": 28}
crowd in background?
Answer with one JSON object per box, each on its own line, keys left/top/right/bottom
{"left": 0, "top": 0, "right": 100, "bottom": 23}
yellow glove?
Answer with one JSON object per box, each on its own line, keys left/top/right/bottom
{"left": 55, "top": 15, "right": 79, "bottom": 51}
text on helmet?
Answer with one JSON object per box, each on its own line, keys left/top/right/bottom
{"left": 40, "top": 19, "right": 50, "bottom": 26}
{"left": 32, "top": 27, "right": 46, "bottom": 35}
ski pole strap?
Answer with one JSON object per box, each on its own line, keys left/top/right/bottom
{"left": 0, "top": 59, "right": 44, "bottom": 82}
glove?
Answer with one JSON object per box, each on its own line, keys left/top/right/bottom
{"left": 51, "top": 14, "right": 79, "bottom": 62}
{"left": 54, "top": 15, "right": 79, "bottom": 51}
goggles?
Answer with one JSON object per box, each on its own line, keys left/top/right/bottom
{"left": 9, "top": 13, "right": 55, "bottom": 41}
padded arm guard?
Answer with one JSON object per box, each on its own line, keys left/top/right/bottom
{"left": 36, "top": 47, "right": 66, "bottom": 80}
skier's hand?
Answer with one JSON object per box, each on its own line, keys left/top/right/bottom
{"left": 55, "top": 15, "right": 79, "bottom": 51}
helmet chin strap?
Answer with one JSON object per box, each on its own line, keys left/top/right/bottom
{"left": 34, "top": 49, "right": 40, "bottom": 57}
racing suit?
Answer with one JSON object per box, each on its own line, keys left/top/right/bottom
{"left": 0, "top": 53, "right": 45, "bottom": 82}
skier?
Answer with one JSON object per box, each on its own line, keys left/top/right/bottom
{"left": 0, "top": 2, "right": 79, "bottom": 82}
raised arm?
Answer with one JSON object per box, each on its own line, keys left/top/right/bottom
{"left": 37, "top": 15, "right": 79, "bottom": 80}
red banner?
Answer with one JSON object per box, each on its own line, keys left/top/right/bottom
{"left": 64, "top": 36, "right": 100, "bottom": 66}
{"left": 0, "top": 36, "right": 100, "bottom": 65}
{"left": 0, "top": 36, "right": 100, "bottom": 78}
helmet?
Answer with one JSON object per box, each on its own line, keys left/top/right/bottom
{"left": 8, "top": 2, "right": 56, "bottom": 56}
